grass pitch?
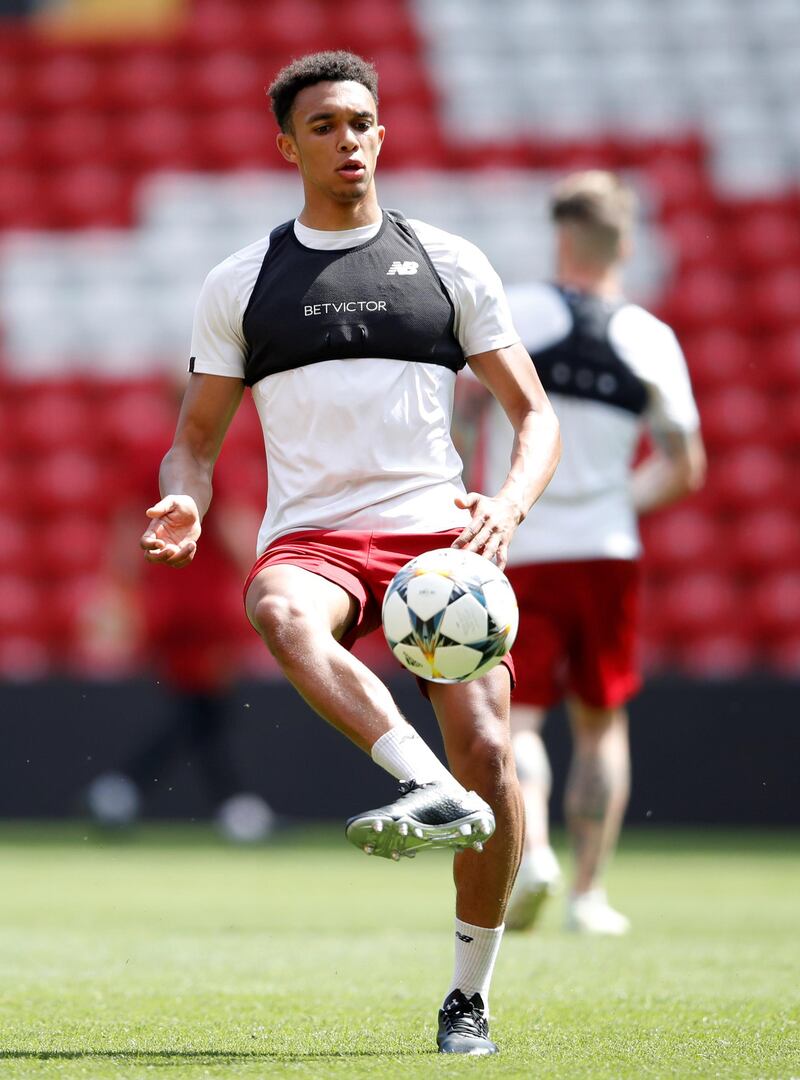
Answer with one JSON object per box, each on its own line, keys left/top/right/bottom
{"left": 0, "top": 824, "right": 796, "bottom": 1079}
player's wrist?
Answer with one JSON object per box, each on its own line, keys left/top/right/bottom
{"left": 166, "top": 493, "right": 201, "bottom": 515}
{"left": 495, "top": 491, "right": 526, "bottom": 526}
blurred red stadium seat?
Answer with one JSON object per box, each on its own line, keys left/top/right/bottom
{"left": 730, "top": 509, "right": 799, "bottom": 575}
{"left": 0, "top": 634, "right": 51, "bottom": 680}
{"left": 773, "top": 394, "right": 800, "bottom": 454}
{"left": 640, "top": 506, "right": 721, "bottom": 576}
{"left": 378, "top": 103, "right": 447, "bottom": 167}
{"left": 762, "top": 330, "right": 800, "bottom": 391}
{"left": 220, "top": 397, "right": 263, "bottom": 456}
{"left": 0, "top": 576, "right": 44, "bottom": 637}
{"left": 33, "top": 111, "right": 110, "bottom": 169}
{"left": 659, "top": 268, "right": 740, "bottom": 330}
{"left": 367, "top": 50, "right": 436, "bottom": 107}
{"left": 0, "top": 167, "right": 50, "bottom": 228}
{"left": 750, "top": 573, "right": 800, "bottom": 640}
{"left": 337, "top": 0, "right": 418, "bottom": 51}
{"left": 0, "top": 57, "right": 23, "bottom": 111}
{"left": 681, "top": 328, "right": 755, "bottom": 392}
{"left": 114, "top": 108, "right": 198, "bottom": 170}
{"left": 199, "top": 107, "right": 274, "bottom": 169}
{"left": 98, "top": 385, "right": 176, "bottom": 461}
{"left": 0, "top": 110, "right": 30, "bottom": 169}
{"left": 767, "top": 635, "right": 800, "bottom": 676}
{"left": 47, "top": 572, "right": 107, "bottom": 654}
{"left": 179, "top": 0, "right": 252, "bottom": 52}
{"left": 674, "top": 633, "right": 757, "bottom": 678}
{"left": 702, "top": 446, "right": 792, "bottom": 512}
{"left": 13, "top": 387, "right": 94, "bottom": 455}
{"left": 247, "top": 0, "right": 332, "bottom": 53}
{"left": 637, "top": 630, "right": 674, "bottom": 676}
{"left": 0, "top": 514, "right": 29, "bottom": 576}
{"left": 39, "top": 514, "right": 106, "bottom": 579}
{"left": 749, "top": 269, "right": 800, "bottom": 332}
{"left": 213, "top": 452, "right": 267, "bottom": 510}
{"left": 26, "top": 451, "right": 110, "bottom": 517}
{"left": 48, "top": 164, "right": 132, "bottom": 228}
{"left": 104, "top": 48, "right": 183, "bottom": 110}
{"left": 665, "top": 211, "right": 725, "bottom": 272}
{"left": 698, "top": 386, "right": 772, "bottom": 451}
{"left": 654, "top": 573, "right": 741, "bottom": 640}
{"left": 184, "top": 52, "right": 264, "bottom": 110}
{"left": 729, "top": 210, "right": 800, "bottom": 273}
{"left": 27, "top": 53, "right": 103, "bottom": 111}
{"left": 645, "top": 155, "right": 712, "bottom": 215}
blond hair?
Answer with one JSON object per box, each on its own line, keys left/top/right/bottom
{"left": 550, "top": 171, "right": 637, "bottom": 266}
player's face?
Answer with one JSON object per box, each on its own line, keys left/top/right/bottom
{"left": 277, "top": 80, "right": 384, "bottom": 203}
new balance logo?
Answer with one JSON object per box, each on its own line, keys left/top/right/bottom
{"left": 387, "top": 261, "right": 419, "bottom": 276}
{"left": 455, "top": 931, "right": 474, "bottom": 943}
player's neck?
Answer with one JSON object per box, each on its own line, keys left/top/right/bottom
{"left": 556, "top": 265, "right": 622, "bottom": 299}
{"left": 296, "top": 187, "right": 382, "bottom": 232}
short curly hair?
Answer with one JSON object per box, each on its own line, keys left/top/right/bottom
{"left": 268, "top": 51, "right": 379, "bottom": 133}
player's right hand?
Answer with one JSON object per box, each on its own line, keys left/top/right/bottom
{"left": 140, "top": 495, "right": 202, "bottom": 568}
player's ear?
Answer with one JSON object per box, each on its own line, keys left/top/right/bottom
{"left": 375, "top": 124, "right": 385, "bottom": 155}
{"left": 277, "top": 131, "right": 298, "bottom": 165}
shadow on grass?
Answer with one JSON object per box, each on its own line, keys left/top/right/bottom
{"left": 0, "top": 1049, "right": 433, "bottom": 1061}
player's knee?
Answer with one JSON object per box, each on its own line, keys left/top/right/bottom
{"left": 250, "top": 591, "right": 309, "bottom": 659}
{"left": 462, "top": 727, "right": 515, "bottom": 794}
{"left": 513, "top": 730, "right": 552, "bottom": 790}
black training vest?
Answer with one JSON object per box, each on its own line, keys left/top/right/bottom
{"left": 241, "top": 210, "right": 465, "bottom": 387}
{"left": 531, "top": 286, "right": 649, "bottom": 416}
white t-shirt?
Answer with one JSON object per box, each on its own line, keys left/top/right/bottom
{"left": 485, "top": 282, "right": 700, "bottom": 563}
{"left": 190, "top": 215, "right": 519, "bottom": 554}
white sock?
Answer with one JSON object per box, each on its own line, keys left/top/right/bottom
{"left": 447, "top": 918, "right": 505, "bottom": 1016}
{"left": 370, "top": 725, "right": 461, "bottom": 789}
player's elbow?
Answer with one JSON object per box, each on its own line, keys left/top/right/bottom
{"left": 682, "top": 434, "right": 707, "bottom": 495}
{"left": 672, "top": 448, "right": 706, "bottom": 499}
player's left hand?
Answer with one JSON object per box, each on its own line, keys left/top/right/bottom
{"left": 451, "top": 492, "right": 521, "bottom": 569}
{"left": 140, "top": 495, "right": 202, "bottom": 568}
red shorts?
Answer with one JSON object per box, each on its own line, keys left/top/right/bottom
{"left": 243, "top": 529, "right": 515, "bottom": 690}
{"left": 506, "top": 559, "right": 640, "bottom": 709}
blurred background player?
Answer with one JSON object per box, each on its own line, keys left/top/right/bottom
{"left": 85, "top": 383, "right": 273, "bottom": 842}
{"left": 483, "top": 171, "right": 706, "bottom": 934}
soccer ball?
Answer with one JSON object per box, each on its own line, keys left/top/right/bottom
{"left": 382, "top": 548, "right": 519, "bottom": 683}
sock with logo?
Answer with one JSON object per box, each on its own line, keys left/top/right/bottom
{"left": 370, "top": 725, "right": 461, "bottom": 789}
{"left": 446, "top": 918, "right": 505, "bottom": 1016}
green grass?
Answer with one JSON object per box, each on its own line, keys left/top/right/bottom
{"left": 0, "top": 824, "right": 797, "bottom": 1079}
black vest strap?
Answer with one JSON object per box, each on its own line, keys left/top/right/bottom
{"left": 531, "top": 286, "right": 648, "bottom": 416}
{"left": 241, "top": 210, "right": 464, "bottom": 386}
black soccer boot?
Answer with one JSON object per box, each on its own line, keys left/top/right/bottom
{"left": 437, "top": 989, "right": 498, "bottom": 1055}
{"left": 345, "top": 780, "right": 495, "bottom": 860}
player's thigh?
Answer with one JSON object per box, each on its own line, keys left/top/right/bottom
{"left": 245, "top": 563, "right": 358, "bottom": 642}
{"left": 427, "top": 665, "right": 513, "bottom": 780}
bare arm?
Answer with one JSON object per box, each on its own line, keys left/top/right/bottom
{"left": 631, "top": 428, "right": 706, "bottom": 516}
{"left": 453, "top": 341, "right": 561, "bottom": 567}
{"left": 139, "top": 374, "right": 244, "bottom": 567}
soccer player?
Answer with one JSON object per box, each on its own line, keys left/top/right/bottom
{"left": 139, "top": 52, "right": 560, "bottom": 1054}
{"left": 483, "top": 171, "right": 705, "bottom": 935}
